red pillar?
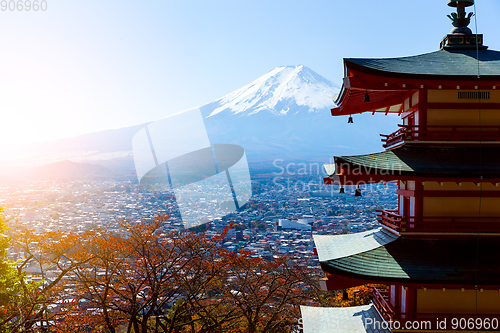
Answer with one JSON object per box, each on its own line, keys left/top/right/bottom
{"left": 401, "top": 286, "right": 417, "bottom": 319}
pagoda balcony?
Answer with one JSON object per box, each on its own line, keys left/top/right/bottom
{"left": 376, "top": 210, "right": 500, "bottom": 234}
{"left": 381, "top": 124, "right": 500, "bottom": 148}
{"left": 376, "top": 209, "right": 402, "bottom": 232}
{"left": 372, "top": 286, "right": 395, "bottom": 322}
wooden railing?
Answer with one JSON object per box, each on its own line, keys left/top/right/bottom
{"left": 376, "top": 209, "right": 404, "bottom": 232}
{"left": 376, "top": 210, "right": 500, "bottom": 233}
{"left": 381, "top": 125, "right": 500, "bottom": 148}
{"left": 372, "top": 286, "right": 395, "bottom": 322}
{"left": 380, "top": 126, "right": 407, "bottom": 148}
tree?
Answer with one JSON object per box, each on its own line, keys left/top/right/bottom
{"left": 50, "top": 217, "right": 320, "bottom": 332}
{"left": 331, "top": 285, "right": 373, "bottom": 307}
{"left": 219, "top": 252, "right": 304, "bottom": 332}
{"left": 3, "top": 212, "right": 337, "bottom": 332}
{"left": 0, "top": 207, "right": 27, "bottom": 333}
{"left": 57, "top": 216, "right": 238, "bottom": 333}
{"left": 5, "top": 223, "right": 95, "bottom": 332}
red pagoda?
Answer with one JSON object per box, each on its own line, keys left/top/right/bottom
{"left": 301, "top": 1, "right": 500, "bottom": 332}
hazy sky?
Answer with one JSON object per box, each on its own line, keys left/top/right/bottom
{"left": 1, "top": 0, "right": 499, "bottom": 147}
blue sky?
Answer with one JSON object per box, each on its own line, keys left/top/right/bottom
{"left": 1, "top": 0, "right": 499, "bottom": 146}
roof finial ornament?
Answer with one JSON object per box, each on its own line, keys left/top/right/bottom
{"left": 440, "top": 0, "right": 485, "bottom": 49}
{"left": 447, "top": 0, "right": 474, "bottom": 34}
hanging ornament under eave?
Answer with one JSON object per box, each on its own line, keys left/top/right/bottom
{"left": 363, "top": 90, "right": 370, "bottom": 103}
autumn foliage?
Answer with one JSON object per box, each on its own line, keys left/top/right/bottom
{"left": 0, "top": 215, "right": 311, "bottom": 332}
{"left": 0, "top": 211, "right": 372, "bottom": 332}
{"left": 331, "top": 285, "right": 374, "bottom": 307}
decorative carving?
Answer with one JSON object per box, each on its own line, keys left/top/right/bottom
{"left": 447, "top": 11, "right": 474, "bottom": 27}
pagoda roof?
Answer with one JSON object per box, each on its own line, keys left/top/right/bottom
{"left": 313, "top": 227, "right": 397, "bottom": 262}
{"left": 318, "top": 236, "right": 500, "bottom": 285}
{"left": 332, "top": 48, "right": 500, "bottom": 116}
{"left": 346, "top": 49, "right": 500, "bottom": 78}
{"left": 327, "top": 145, "right": 500, "bottom": 178}
{"left": 300, "top": 304, "right": 389, "bottom": 333}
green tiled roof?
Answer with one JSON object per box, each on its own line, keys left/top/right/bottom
{"left": 336, "top": 145, "right": 500, "bottom": 177}
{"left": 337, "top": 150, "right": 413, "bottom": 173}
{"left": 321, "top": 237, "right": 500, "bottom": 285}
{"left": 346, "top": 49, "right": 500, "bottom": 77}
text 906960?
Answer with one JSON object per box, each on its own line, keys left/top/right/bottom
{"left": 1, "top": 0, "right": 47, "bottom": 11}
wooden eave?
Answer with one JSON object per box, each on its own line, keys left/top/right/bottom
{"left": 324, "top": 174, "right": 500, "bottom": 187}
{"left": 332, "top": 62, "right": 500, "bottom": 117}
{"left": 319, "top": 272, "right": 500, "bottom": 291}
{"left": 324, "top": 145, "right": 500, "bottom": 185}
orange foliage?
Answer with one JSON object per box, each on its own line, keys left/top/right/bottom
{"left": 333, "top": 285, "right": 374, "bottom": 307}
{"left": 7, "top": 215, "right": 328, "bottom": 332}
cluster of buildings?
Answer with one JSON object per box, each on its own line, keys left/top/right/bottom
{"left": 0, "top": 173, "right": 397, "bottom": 264}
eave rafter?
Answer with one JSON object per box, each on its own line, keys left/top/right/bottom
{"left": 332, "top": 66, "right": 500, "bottom": 116}
{"left": 324, "top": 174, "right": 500, "bottom": 187}
{"left": 319, "top": 271, "right": 500, "bottom": 292}
{"left": 332, "top": 89, "right": 409, "bottom": 116}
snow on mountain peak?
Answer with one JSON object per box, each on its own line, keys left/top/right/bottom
{"left": 207, "top": 65, "right": 339, "bottom": 117}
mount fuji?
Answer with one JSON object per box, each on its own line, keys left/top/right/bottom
{"left": 0, "top": 65, "right": 400, "bottom": 177}
{"left": 205, "top": 65, "right": 336, "bottom": 118}
{"left": 200, "top": 65, "right": 399, "bottom": 164}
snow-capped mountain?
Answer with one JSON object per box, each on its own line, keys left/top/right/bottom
{"left": 206, "top": 65, "right": 338, "bottom": 117}
{"left": 200, "top": 65, "right": 399, "bottom": 163}
{"left": 0, "top": 65, "right": 401, "bottom": 177}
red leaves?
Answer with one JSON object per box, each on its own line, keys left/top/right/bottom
{"left": 6, "top": 214, "right": 322, "bottom": 332}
